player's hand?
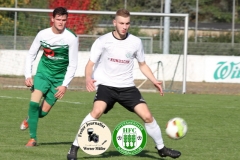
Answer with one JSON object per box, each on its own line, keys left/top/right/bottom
{"left": 86, "top": 78, "right": 96, "bottom": 92}
{"left": 154, "top": 81, "right": 164, "bottom": 96}
{"left": 55, "top": 86, "right": 67, "bottom": 99}
{"left": 25, "top": 77, "right": 33, "bottom": 87}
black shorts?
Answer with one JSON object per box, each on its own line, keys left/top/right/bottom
{"left": 94, "top": 85, "right": 146, "bottom": 114}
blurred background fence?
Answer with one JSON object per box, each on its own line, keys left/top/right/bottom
{"left": 0, "top": 0, "right": 240, "bottom": 55}
{"left": 2, "top": 35, "right": 240, "bottom": 55}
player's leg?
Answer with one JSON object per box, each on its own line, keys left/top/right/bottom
{"left": 36, "top": 76, "right": 60, "bottom": 118}
{"left": 27, "top": 78, "right": 61, "bottom": 147}
{"left": 134, "top": 103, "right": 181, "bottom": 158}
{"left": 67, "top": 85, "right": 115, "bottom": 160}
{"left": 134, "top": 103, "right": 164, "bottom": 146}
{"left": 37, "top": 82, "right": 59, "bottom": 117}
{"left": 118, "top": 87, "right": 165, "bottom": 149}
{"left": 20, "top": 74, "right": 54, "bottom": 129}
{"left": 119, "top": 87, "right": 181, "bottom": 158}
{"left": 22, "top": 73, "right": 52, "bottom": 147}
{"left": 38, "top": 99, "right": 51, "bottom": 118}
{"left": 67, "top": 101, "right": 107, "bottom": 160}
{"left": 25, "top": 89, "right": 43, "bottom": 147}
{"left": 71, "top": 85, "right": 115, "bottom": 147}
{"left": 20, "top": 99, "right": 51, "bottom": 130}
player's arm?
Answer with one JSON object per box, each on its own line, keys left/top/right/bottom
{"left": 84, "top": 38, "right": 103, "bottom": 92}
{"left": 55, "top": 35, "right": 78, "bottom": 99}
{"left": 138, "top": 61, "right": 164, "bottom": 96}
{"left": 61, "top": 36, "right": 79, "bottom": 87}
{"left": 24, "top": 32, "right": 42, "bottom": 87}
{"left": 85, "top": 60, "right": 96, "bottom": 92}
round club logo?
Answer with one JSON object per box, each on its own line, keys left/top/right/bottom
{"left": 77, "top": 120, "right": 112, "bottom": 155}
{"left": 112, "top": 120, "right": 147, "bottom": 155}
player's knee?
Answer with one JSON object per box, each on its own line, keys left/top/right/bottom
{"left": 142, "top": 115, "right": 153, "bottom": 123}
{"left": 39, "top": 111, "right": 48, "bottom": 118}
{"left": 91, "top": 102, "right": 106, "bottom": 118}
{"left": 90, "top": 109, "right": 103, "bottom": 119}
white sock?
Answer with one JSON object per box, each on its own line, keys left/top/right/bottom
{"left": 73, "top": 113, "right": 97, "bottom": 146}
{"left": 145, "top": 117, "right": 164, "bottom": 150}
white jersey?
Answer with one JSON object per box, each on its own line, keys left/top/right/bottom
{"left": 90, "top": 32, "right": 145, "bottom": 88}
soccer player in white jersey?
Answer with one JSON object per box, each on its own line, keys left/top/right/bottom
{"left": 67, "top": 9, "right": 181, "bottom": 159}
{"left": 20, "top": 7, "right": 79, "bottom": 147}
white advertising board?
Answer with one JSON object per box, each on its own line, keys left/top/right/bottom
{"left": 0, "top": 50, "right": 239, "bottom": 83}
{"left": 204, "top": 56, "right": 240, "bottom": 83}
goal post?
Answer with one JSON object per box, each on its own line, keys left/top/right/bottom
{"left": 0, "top": 7, "right": 189, "bottom": 94}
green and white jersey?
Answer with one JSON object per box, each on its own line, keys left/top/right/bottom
{"left": 25, "top": 27, "right": 78, "bottom": 87}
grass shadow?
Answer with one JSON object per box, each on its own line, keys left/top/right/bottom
{"left": 38, "top": 142, "right": 162, "bottom": 160}
{"left": 38, "top": 141, "right": 72, "bottom": 145}
{"left": 81, "top": 149, "right": 162, "bottom": 159}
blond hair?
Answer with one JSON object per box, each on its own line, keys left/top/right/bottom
{"left": 115, "top": 9, "right": 130, "bottom": 18}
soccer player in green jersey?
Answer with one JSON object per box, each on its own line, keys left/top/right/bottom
{"left": 20, "top": 7, "right": 79, "bottom": 147}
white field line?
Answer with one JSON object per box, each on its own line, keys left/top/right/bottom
{"left": 0, "top": 96, "right": 236, "bottom": 109}
{"left": 0, "top": 95, "right": 82, "bottom": 104}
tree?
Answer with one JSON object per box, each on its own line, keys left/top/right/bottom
{"left": 97, "top": 0, "right": 240, "bottom": 23}
{"left": 17, "top": 0, "right": 49, "bottom": 36}
{"left": 170, "top": 0, "right": 235, "bottom": 23}
{"left": 0, "top": 0, "right": 31, "bottom": 35}
{"left": 49, "top": 0, "right": 100, "bottom": 34}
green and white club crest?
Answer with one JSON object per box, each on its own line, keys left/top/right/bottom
{"left": 112, "top": 120, "right": 147, "bottom": 155}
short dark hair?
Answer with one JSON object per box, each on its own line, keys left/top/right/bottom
{"left": 115, "top": 9, "right": 130, "bottom": 18}
{"left": 53, "top": 7, "right": 68, "bottom": 17}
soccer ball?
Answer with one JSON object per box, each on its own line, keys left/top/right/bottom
{"left": 165, "top": 117, "right": 187, "bottom": 140}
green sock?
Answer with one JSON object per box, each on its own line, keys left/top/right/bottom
{"left": 28, "top": 101, "right": 39, "bottom": 140}
{"left": 39, "top": 108, "right": 48, "bottom": 118}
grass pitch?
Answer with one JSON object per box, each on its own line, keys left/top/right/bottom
{"left": 0, "top": 89, "right": 239, "bottom": 160}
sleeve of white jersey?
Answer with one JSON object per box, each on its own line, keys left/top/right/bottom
{"left": 135, "top": 39, "right": 145, "bottom": 62}
{"left": 89, "top": 38, "right": 103, "bottom": 63}
{"left": 62, "top": 35, "right": 79, "bottom": 87}
{"left": 24, "top": 32, "right": 42, "bottom": 79}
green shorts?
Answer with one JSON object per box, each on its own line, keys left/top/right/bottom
{"left": 33, "top": 72, "right": 63, "bottom": 106}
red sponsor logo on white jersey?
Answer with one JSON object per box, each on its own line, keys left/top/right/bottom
{"left": 108, "top": 58, "right": 130, "bottom": 64}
